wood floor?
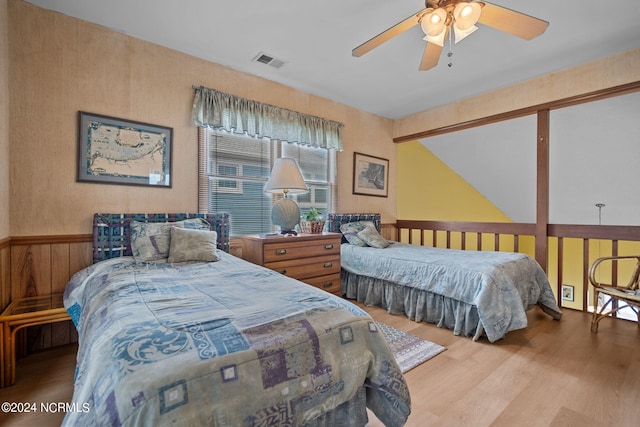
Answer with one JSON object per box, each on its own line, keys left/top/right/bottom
{"left": 0, "top": 304, "right": 638, "bottom": 426}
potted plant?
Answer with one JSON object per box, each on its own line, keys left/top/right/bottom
{"left": 300, "top": 208, "right": 325, "bottom": 234}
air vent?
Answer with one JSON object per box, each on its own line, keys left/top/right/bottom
{"left": 253, "top": 52, "right": 286, "bottom": 69}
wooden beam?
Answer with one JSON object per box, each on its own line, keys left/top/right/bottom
{"left": 393, "top": 81, "right": 640, "bottom": 143}
{"left": 536, "top": 110, "right": 550, "bottom": 270}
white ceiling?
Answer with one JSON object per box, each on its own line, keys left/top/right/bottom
{"left": 25, "top": 0, "right": 640, "bottom": 120}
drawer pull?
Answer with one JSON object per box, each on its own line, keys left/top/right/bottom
{"left": 323, "top": 262, "right": 333, "bottom": 268}
{"left": 275, "top": 249, "right": 287, "bottom": 255}
{"left": 322, "top": 282, "right": 333, "bottom": 289}
{"left": 278, "top": 269, "right": 287, "bottom": 275}
{"left": 324, "top": 244, "right": 334, "bottom": 250}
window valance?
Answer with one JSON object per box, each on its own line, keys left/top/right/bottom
{"left": 192, "top": 86, "right": 343, "bottom": 151}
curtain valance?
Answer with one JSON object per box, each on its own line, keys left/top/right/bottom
{"left": 192, "top": 86, "right": 343, "bottom": 151}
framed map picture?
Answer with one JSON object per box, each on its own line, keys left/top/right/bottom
{"left": 77, "top": 112, "right": 173, "bottom": 187}
{"left": 353, "top": 152, "right": 388, "bottom": 197}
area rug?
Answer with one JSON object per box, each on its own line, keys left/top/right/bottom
{"left": 375, "top": 321, "right": 446, "bottom": 373}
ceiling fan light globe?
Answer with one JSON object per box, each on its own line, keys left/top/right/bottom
{"left": 423, "top": 28, "right": 446, "bottom": 47}
{"left": 421, "top": 8, "right": 447, "bottom": 36}
{"left": 453, "top": 23, "right": 478, "bottom": 43}
{"left": 453, "top": 2, "right": 482, "bottom": 30}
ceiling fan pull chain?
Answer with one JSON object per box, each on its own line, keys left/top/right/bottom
{"left": 447, "top": 27, "right": 454, "bottom": 67}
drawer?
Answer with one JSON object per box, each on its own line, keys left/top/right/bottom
{"left": 265, "top": 254, "right": 340, "bottom": 280}
{"left": 262, "top": 238, "right": 340, "bottom": 263}
{"left": 304, "top": 273, "right": 341, "bottom": 295}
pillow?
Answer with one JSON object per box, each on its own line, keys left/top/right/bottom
{"left": 179, "top": 218, "right": 212, "bottom": 231}
{"left": 357, "top": 226, "right": 389, "bottom": 249}
{"left": 340, "top": 221, "right": 376, "bottom": 246}
{"left": 130, "top": 218, "right": 211, "bottom": 261}
{"left": 168, "top": 227, "right": 219, "bottom": 263}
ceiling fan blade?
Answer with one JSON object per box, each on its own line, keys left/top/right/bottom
{"left": 352, "top": 8, "right": 427, "bottom": 57}
{"left": 419, "top": 40, "right": 442, "bottom": 71}
{"left": 478, "top": 2, "right": 549, "bottom": 40}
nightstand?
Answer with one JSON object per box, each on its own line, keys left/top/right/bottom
{"left": 0, "top": 293, "right": 71, "bottom": 387}
{"left": 241, "top": 232, "right": 342, "bottom": 295}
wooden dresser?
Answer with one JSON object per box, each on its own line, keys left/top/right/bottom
{"left": 241, "top": 232, "right": 342, "bottom": 295}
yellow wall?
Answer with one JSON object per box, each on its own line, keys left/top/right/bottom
{"left": 398, "top": 141, "right": 511, "bottom": 222}
{"left": 397, "top": 141, "right": 535, "bottom": 255}
{"left": 0, "top": 0, "right": 9, "bottom": 240}
{"left": 7, "top": 0, "right": 396, "bottom": 236}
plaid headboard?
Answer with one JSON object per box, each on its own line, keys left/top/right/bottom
{"left": 92, "top": 213, "right": 231, "bottom": 263}
{"left": 327, "top": 213, "right": 381, "bottom": 243}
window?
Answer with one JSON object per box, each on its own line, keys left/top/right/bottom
{"left": 214, "top": 163, "right": 242, "bottom": 194}
{"left": 199, "top": 129, "right": 337, "bottom": 236}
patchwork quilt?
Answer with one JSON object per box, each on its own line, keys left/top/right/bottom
{"left": 63, "top": 252, "right": 410, "bottom": 426}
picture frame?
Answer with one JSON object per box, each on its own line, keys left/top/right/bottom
{"left": 78, "top": 111, "right": 173, "bottom": 187}
{"left": 562, "top": 284, "right": 574, "bottom": 302}
{"left": 353, "top": 152, "right": 389, "bottom": 197}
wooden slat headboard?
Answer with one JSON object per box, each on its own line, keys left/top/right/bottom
{"left": 92, "top": 213, "right": 231, "bottom": 263}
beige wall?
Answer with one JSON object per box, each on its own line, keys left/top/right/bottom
{"left": 394, "top": 48, "right": 640, "bottom": 139}
{"left": 1, "top": 0, "right": 9, "bottom": 240}
{"left": 8, "top": 0, "right": 396, "bottom": 236}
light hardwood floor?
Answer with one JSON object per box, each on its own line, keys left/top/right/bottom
{"left": 0, "top": 304, "right": 638, "bottom": 426}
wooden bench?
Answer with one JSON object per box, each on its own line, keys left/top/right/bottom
{"left": 0, "top": 294, "right": 71, "bottom": 387}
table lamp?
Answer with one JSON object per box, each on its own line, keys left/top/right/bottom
{"left": 264, "top": 158, "right": 308, "bottom": 235}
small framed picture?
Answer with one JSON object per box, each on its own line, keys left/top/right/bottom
{"left": 78, "top": 111, "right": 172, "bottom": 187}
{"left": 562, "top": 284, "right": 574, "bottom": 302}
{"left": 353, "top": 152, "right": 389, "bottom": 197}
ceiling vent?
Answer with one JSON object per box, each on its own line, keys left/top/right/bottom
{"left": 253, "top": 52, "right": 286, "bottom": 69}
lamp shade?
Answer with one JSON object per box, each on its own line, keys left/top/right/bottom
{"left": 453, "top": 2, "right": 482, "bottom": 30}
{"left": 423, "top": 27, "right": 447, "bottom": 47}
{"left": 264, "top": 158, "right": 308, "bottom": 195}
{"left": 453, "top": 23, "right": 478, "bottom": 43}
{"left": 453, "top": 2, "right": 482, "bottom": 44}
{"left": 421, "top": 8, "right": 447, "bottom": 37}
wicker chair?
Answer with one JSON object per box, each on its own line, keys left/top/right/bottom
{"left": 588, "top": 255, "right": 640, "bottom": 333}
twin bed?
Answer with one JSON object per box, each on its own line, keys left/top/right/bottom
{"left": 63, "top": 213, "right": 410, "bottom": 427}
{"left": 327, "top": 213, "right": 562, "bottom": 343}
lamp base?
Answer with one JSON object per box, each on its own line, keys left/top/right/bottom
{"left": 279, "top": 229, "right": 298, "bottom": 236}
{"left": 271, "top": 198, "right": 301, "bottom": 235}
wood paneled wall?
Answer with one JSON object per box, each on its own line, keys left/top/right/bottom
{"left": 0, "top": 239, "right": 10, "bottom": 312}
{"left": 3, "top": 236, "right": 92, "bottom": 355}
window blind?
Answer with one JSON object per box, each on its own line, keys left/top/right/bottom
{"left": 198, "top": 128, "right": 337, "bottom": 236}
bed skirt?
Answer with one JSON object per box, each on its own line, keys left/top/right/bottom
{"left": 304, "top": 386, "right": 368, "bottom": 427}
{"left": 341, "top": 270, "right": 487, "bottom": 340}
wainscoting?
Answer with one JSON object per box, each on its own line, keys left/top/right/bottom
{"left": 1, "top": 235, "right": 92, "bottom": 357}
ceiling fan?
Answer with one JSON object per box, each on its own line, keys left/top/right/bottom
{"left": 352, "top": 0, "right": 549, "bottom": 71}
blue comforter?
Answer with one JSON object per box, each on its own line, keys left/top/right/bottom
{"left": 63, "top": 252, "right": 410, "bottom": 426}
{"left": 341, "top": 243, "right": 562, "bottom": 342}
